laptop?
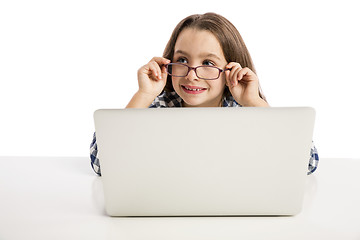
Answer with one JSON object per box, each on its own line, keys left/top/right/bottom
{"left": 93, "top": 107, "right": 315, "bottom": 216}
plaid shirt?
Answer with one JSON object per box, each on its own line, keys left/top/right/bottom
{"left": 90, "top": 91, "right": 319, "bottom": 176}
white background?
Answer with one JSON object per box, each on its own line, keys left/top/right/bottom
{"left": 0, "top": 0, "right": 359, "bottom": 158}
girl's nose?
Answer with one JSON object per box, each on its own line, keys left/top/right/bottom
{"left": 186, "top": 68, "right": 199, "bottom": 81}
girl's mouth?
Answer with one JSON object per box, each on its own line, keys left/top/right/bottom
{"left": 181, "top": 85, "right": 207, "bottom": 94}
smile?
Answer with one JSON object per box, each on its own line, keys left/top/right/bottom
{"left": 181, "top": 85, "right": 207, "bottom": 94}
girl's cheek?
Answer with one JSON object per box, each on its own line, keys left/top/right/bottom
{"left": 220, "top": 75, "right": 227, "bottom": 87}
{"left": 172, "top": 76, "right": 183, "bottom": 85}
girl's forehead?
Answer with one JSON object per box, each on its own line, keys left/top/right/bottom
{"left": 174, "top": 28, "right": 225, "bottom": 60}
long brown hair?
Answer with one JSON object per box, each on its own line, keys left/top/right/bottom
{"left": 163, "top": 12, "right": 266, "bottom": 102}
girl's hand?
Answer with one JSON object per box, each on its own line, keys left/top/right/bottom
{"left": 225, "top": 62, "right": 269, "bottom": 107}
{"left": 137, "top": 57, "right": 170, "bottom": 98}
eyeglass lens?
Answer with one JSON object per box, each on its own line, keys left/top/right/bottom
{"left": 167, "top": 64, "right": 220, "bottom": 80}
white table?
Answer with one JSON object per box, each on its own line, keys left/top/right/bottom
{"left": 0, "top": 157, "right": 359, "bottom": 240}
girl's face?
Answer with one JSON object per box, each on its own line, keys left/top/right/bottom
{"left": 172, "top": 28, "right": 228, "bottom": 107}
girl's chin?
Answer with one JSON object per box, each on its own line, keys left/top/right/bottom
{"left": 180, "top": 96, "right": 203, "bottom": 107}
{"left": 181, "top": 97, "right": 212, "bottom": 107}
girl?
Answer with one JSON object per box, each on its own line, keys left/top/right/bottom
{"left": 90, "top": 12, "right": 319, "bottom": 176}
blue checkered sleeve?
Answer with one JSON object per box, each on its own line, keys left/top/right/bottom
{"left": 308, "top": 141, "right": 319, "bottom": 175}
{"left": 90, "top": 132, "right": 101, "bottom": 176}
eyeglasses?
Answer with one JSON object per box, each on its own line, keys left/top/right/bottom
{"left": 165, "top": 63, "right": 230, "bottom": 80}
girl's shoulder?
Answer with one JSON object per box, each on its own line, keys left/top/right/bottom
{"left": 149, "top": 91, "right": 183, "bottom": 108}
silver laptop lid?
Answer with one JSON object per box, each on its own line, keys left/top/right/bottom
{"left": 94, "top": 107, "right": 315, "bottom": 216}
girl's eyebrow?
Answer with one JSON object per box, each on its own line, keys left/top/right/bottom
{"left": 174, "top": 50, "right": 190, "bottom": 56}
{"left": 174, "top": 50, "right": 221, "bottom": 61}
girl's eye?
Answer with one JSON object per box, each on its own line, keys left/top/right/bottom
{"left": 203, "top": 60, "right": 215, "bottom": 66}
{"left": 176, "top": 57, "right": 187, "bottom": 64}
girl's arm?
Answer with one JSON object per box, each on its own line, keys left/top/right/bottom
{"left": 126, "top": 91, "right": 160, "bottom": 108}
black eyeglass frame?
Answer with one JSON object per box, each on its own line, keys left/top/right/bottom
{"left": 164, "top": 63, "right": 231, "bottom": 80}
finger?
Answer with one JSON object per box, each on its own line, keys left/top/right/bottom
{"left": 226, "top": 62, "right": 242, "bottom": 86}
{"left": 160, "top": 64, "right": 168, "bottom": 80}
{"left": 230, "top": 66, "right": 242, "bottom": 87}
{"left": 148, "top": 61, "right": 162, "bottom": 80}
{"left": 233, "top": 68, "right": 243, "bottom": 87}
{"left": 238, "top": 67, "right": 255, "bottom": 83}
{"left": 225, "top": 69, "right": 231, "bottom": 87}
{"left": 225, "top": 62, "right": 242, "bottom": 71}
{"left": 147, "top": 62, "right": 159, "bottom": 79}
{"left": 150, "top": 57, "right": 171, "bottom": 79}
{"left": 150, "top": 57, "right": 171, "bottom": 67}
